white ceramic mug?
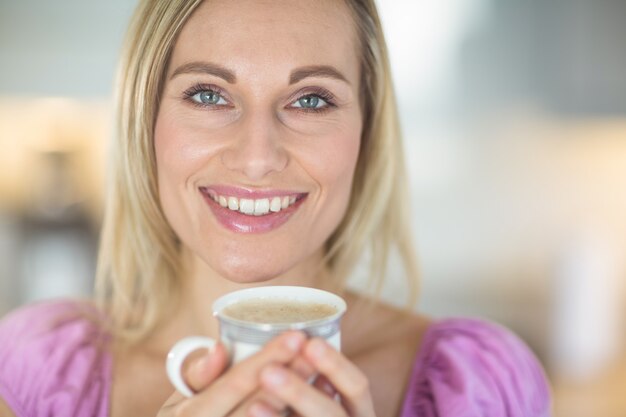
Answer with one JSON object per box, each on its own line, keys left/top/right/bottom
{"left": 166, "top": 286, "right": 347, "bottom": 397}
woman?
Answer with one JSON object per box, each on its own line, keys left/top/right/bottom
{"left": 0, "top": 1, "right": 551, "bottom": 416}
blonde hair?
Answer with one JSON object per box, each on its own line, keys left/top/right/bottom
{"left": 96, "top": 0, "right": 419, "bottom": 342}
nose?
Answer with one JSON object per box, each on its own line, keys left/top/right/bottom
{"left": 221, "top": 110, "right": 288, "bottom": 181}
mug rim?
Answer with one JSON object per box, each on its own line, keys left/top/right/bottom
{"left": 212, "top": 285, "right": 347, "bottom": 331}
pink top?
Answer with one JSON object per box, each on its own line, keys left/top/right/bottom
{"left": 0, "top": 301, "right": 551, "bottom": 417}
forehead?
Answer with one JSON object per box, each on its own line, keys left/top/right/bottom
{"left": 169, "top": 0, "right": 360, "bottom": 84}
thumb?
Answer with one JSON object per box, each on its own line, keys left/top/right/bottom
{"left": 184, "top": 342, "right": 229, "bottom": 393}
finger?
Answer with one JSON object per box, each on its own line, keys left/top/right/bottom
{"left": 248, "top": 401, "right": 282, "bottom": 417}
{"left": 159, "top": 389, "right": 187, "bottom": 412}
{"left": 185, "top": 342, "right": 229, "bottom": 393}
{"left": 221, "top": 388, "right": 285, "bottom": 417}
{"left": 223, "top": 387, "right": 287, "bottom": 417}
{"left": 180, "top": 331, "right": 306, "bottom": 417}
{"left": 312, "top": 374, "right": 337, "bottom": 399}
{"left": 259, "top": 365, "right": 346, "bottom": 417}
{"left": 304, "top": 338, "right": 375, "bottom": 416}
{"left": 293, "top": 357, "right": 337, "bottom": 401}
{"left": 290, "top": 355, "right": 316, "bottom": 380}
{"left": 224, "top": 354, "right": 316, "bottom": 416}
{"left": 160, "top": 344, "right": 229, "bottom": 412}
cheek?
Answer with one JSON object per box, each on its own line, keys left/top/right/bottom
{"left": 155, "top": 115, "right": 192, "bottom": 207}
{"left": 301, "top": 122, "right": 361, "bottom": 230}
{"left": 153, "top": 110, "right": 221, "bottom": 238}
{"left": 331, "top": 142, "right": 360, "bottom": 216}
{"left": 322, "top": 137, "right": 360, "bottom": 197}
{"left": 154, "top": 111, "right": 218, "bottom": 182}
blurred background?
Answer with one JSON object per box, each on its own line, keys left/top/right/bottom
{"left": 1, "top": 1, "right": 625, "bottom": 415}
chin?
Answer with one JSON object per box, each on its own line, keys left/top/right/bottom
{"left": 209, "top": 254, "right": 292, "bottom": 285}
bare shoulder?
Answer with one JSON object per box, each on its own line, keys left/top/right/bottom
{"left": 0, "top": 396, "right": 16, "bottom": 417}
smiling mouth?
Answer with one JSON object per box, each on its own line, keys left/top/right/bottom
{"left": 202, "top": 189, "right": 302, "bottom": 216}
{"left": 199, "top": 187, "right": 308, "bottom": 233}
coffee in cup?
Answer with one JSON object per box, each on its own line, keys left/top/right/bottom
{"left": 221, "top": 298, "right": 339, "bottom": 324}
{"left": 166, "top": 286, "right": 346, "bottom": 397}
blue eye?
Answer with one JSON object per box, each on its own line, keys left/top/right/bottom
{"left": 293, "top": 95, "right": 328, "bottom": 109}
{"left": 191, "top": 90, "right": 227, "bottom": 106}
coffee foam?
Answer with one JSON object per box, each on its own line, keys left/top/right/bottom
{"left": 222, "top": 298, "right": 338, "bottom": 324}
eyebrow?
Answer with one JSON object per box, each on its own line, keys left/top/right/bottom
{"left": 170, "top": 62, "right": 236, "bottom": 83}
{"left": 289, "top": 65, "right": 350, "bottom": 85}
{"left": 169, "top": 62, "right": 349, "bottom": 86}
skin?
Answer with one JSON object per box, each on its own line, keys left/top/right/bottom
{"left": 113, "top": 1, "right": 430, "bottom": 417}
{"left": 155, "top": 0, "right": 362, "bottom": 291}
{"left": 0, "top": 398, "right": 12, "bottom": 417}
{"left": 0, "top": 3, "right": 430, "bottom": 417}
{"left": 109, "top": 297, "right": 428, "bottom": 417}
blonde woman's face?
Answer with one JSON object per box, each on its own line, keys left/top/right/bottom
{"left": 155, "top": 0, "right": 362, "bottom": 282}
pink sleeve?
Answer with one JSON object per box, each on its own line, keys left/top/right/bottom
{"left": 0, "top": 301, "right": 111, "bottom": 417}
{"left": 400, "top": 318, "right": 552, "bottom": 417}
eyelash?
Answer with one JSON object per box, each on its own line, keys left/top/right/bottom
{"left": 182, "top": 83, "right": 230, "bottom": 110}
{"left": 290, "top": 87, "right": 337, "bottom": 114}
{"left": 181, "top": 83, "right": 338, "bottom": 113}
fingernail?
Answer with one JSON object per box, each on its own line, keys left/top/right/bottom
{"left": 308, "top": 339, "right": 326, "bottom": 359}
{"left": 249, "top": 402, "right": 274, "bottom": 417}
{"left": 284, "top": 332, "right": 304, "bottom": 352}
{"left": 262, "top": 366, "right": 287, "bottom": 387}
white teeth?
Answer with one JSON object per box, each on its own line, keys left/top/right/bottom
{"left": 270, "top": 197, "right": 282, "bottom": 212}
{"left": 254, "top": 199, "right": 270, "bottom": 215}
{"left": 211, "top": 191, "right": 301, "bottom": 216}
{"left": 239, "top": 198, "right": 254, "bottom": 215}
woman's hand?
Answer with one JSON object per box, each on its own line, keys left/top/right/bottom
{"left": 157, "top": 331, "right": 307, "bottom": 417}
{"left": 250, "top": 338, "right": 377, "bottom": 417}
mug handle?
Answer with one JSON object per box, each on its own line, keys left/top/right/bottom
{"left": 166, "top": 336, "right": 221, "bottom": 397}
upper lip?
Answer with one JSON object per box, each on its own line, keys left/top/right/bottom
{"left": 199, "top": 185, "right": 307, "bottom": 199}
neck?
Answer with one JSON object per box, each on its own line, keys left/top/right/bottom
{"left": 149, "top": 247, "right": 333, "bottom": 352}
